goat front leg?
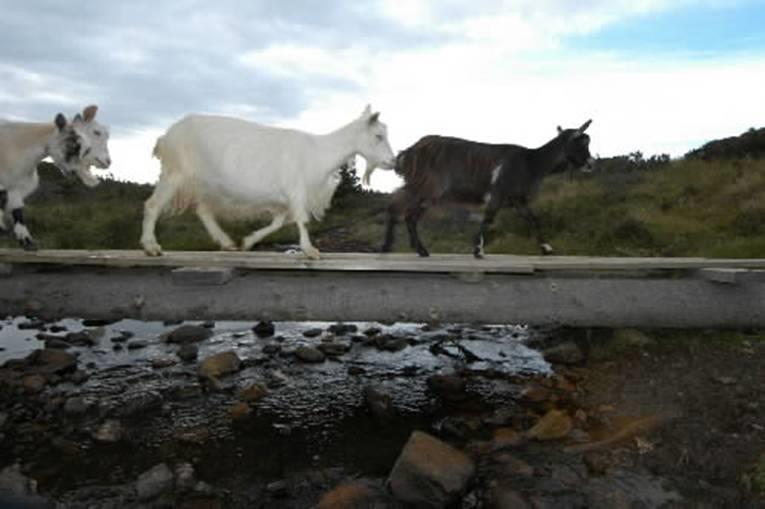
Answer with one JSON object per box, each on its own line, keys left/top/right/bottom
{"left": 518, "top": 203, "right": 552, "bottom": 255}
{"left": 6, "top": 191, "right": 35, "bottom": 251}
{"left": 196, "top": 202, "right": 237, "bottom": 251}
{"left": 474, "top": 196, "right": 502, "bottom": 259}
{"left": 0, "top": 190, "right": 8, "bottom": 235}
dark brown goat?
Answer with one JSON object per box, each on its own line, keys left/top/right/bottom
{"left": 381, "top": 120, "right": 593, "bottom": 257}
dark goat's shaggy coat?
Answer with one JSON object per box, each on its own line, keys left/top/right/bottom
{"left": 382, "top": 121, "right": 593, "bottom": 257}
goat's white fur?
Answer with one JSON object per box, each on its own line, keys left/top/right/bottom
{"left": 141, "top": 105, "right": 395, "bottom": 259}
{"left": 0, "top": 106, "right": 110, "bottom": 248}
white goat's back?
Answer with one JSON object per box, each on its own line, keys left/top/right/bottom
{"left": 155, "top": 115, "right": 340, "bottom": 219}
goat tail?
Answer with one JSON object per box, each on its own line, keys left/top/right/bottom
{"left": 152, "top": 136, "right": 162, "bottom": 159}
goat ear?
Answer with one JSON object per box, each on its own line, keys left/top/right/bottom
{"left": 363, "top": 104, "right": 372, "bottom": 116}
{"left": 82, "top": 105, "right": 98, "bottom": 122}
{"left": 578, "top": 119, "right": 592, "bottom": 133}
{"left": 54, "top": 113, "right": 67, "bottom": 131}
{"left": 369, "top": 112, "right": 380, "bottom": 125}
{"left": 557, "top": 126, "right": 563, "bottom": 134}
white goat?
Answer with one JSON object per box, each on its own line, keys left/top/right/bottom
{"left": 0, "top": 105, "right": 111, "bottom": 250}
{"left": 141, "top": 105, "right": 395, "bottom": 259}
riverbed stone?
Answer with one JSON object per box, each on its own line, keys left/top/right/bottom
{"left": 178, "top": 343, "right": 199, "bottom": 363}
{"left": 165, "top": 324, "right": 213, "bottom": 344}
{"left": 485, "top": 480, "right": 533, "bottom": 509}
{"left": 317, "top": 479, "right": 395, "bottom": 509}
{"left": 294, "top": 346, "right": 326, "bottom": 363}
{"left": 21, "top": 374, "right": 46, "bottom": 393}
{"left": 65, "top": 330, "right": 97, "bottom": 346}
{"left": 198, "top": 351, "right": 242, "bottom": 380}
{"left": 64, "top": 396, "right": 92, "bottom": 416}
{"left": 526, "top": 409, "right": 573, "bottom": 441}
{"left": 328, "top": 323, "right": 358, "bottom": 335}
{"left": 426, "top": 374, "right": 467, "bottom": 401}
{"left": 93, "top": 419, "right": 123, "bottom": 443}
{"left": 318, "top": 341, "right": 351, "bottom": 357}
{"left": 363, "top": 384, "right": 396, "bottom": 422}
{"left": 302, "top": 328, "right": 323, "bottom": 338}
{"left": 136, "top": 463, "right": 174, "bottom": 501}
{"left": 238, "top": 383, "right": 268, "bottom": 403}
{"left": 25, "top": 349, "right": 77, "bottom": 375}
{"left": 252, "top": 321, "right": 275, "bottom": 338}
{"left": 543, "top": 341, "right": 585, "bottom": 365}
{"left": 387, "top": 431, "right": 475, "bottom": 508}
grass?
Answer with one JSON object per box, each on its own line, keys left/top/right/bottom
{"left": 7, "top": 157, "right": 765, "bottom": 258}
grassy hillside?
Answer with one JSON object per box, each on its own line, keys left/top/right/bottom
{"left": 7, "top": 155, "right": 765, "bottom": 258}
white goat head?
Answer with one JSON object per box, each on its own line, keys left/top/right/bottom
{"left": 358, "top": 105, "right": 395, "bottom": 185}
{"left": 49, "top": 105, "right": 111, "bottom": 187}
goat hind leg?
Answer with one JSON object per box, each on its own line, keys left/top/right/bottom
{"left": 242, "top": 212, "right": 287, "bottom": 251}
{"left": 196, "top": 203, "right": 237, "bottom": 251}
{"left": 405, "top": 204, "right": 429, "bottom": 257}
{"left": 518, "top": 204, "right": 552, "bottom": 255}
{"left": 140, "top": 176, "right": 180, "bottom": 256}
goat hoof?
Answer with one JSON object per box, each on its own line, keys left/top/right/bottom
{"left": 540, "top": 243, "right": 554, "bottom": 255}
{"left": 21, "top": 238, "right": 37, "bottom": 251}
{"left": 417, "top": 250, "right": 430, "bottom": 258}
{"left": 473, "top": 250, "right": 484, "bottom": 259}
{"left": 380, "top": 243, "right": 392, "bottom": 253}
{"left": 222, "top": 244, "right": 239, "bottom": 252}
{"left": 303, "top": 246, "right": 321, "bottom": 260}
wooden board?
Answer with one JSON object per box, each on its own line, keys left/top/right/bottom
{"left": 2, "top": 249, "right": 765, "bottom": 274}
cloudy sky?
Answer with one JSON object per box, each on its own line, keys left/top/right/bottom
{"left": 2, "top": 1, "right": 765, "bottom": 191}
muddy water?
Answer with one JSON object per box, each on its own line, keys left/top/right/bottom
{"left": 1, "top": 318, "right": 554, "bottom": 507}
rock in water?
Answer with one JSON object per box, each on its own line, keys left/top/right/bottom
{"left": 252, "top": 321, "right": 276, "bottom": 338}
{"left": 198, "top": 351, "right": 242, "bottom": 390}
{"left": 164, "top": 324, "right": 213, "bottom": 344}
{"left": 387, "top": 431, "right": 475, "bottom": 508}
{"left": 136, "top": 463, "right": 174, "bottom": 501}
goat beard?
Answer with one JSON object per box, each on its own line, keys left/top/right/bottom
{"left": 75, "top": 166, "right": 100, "bottom": 188}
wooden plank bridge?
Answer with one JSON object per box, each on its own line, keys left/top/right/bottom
{"left": 1, "top": 249, "right": 765, "bottom": 327}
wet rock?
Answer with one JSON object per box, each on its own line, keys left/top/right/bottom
{"left": 252, "top": 321, "right": 275, "bottom": 338}
{"left": 318, "top": 341, "right": 352, "bottom": 357}
{"left": 485, "top": 480, "right": 533, "bottom": 509}
{"left": 65, "top": 330, "right": 97, "bottom": 346}
{"left": 238, "top": 383, "right": 268, "bottom": 403}
{"left": 426, "top": 374, "right": 467, "bottom": 401}
{"left": 526, "top": 409, "right": 573, "bottom": 441}
{"left": 266, "top": 479, "right": 288, "bottom": 497}
{"left": 111, "top": 330, "right": 134, "bottom": 343}
{"left": 387, "top": 431, "right": 475, "bottom": 508}
{"left": 64, "top": 396, "right": 92, "bottom": 416}
{"left": 25, "top": 349, "right": 77, "bottom": 375}
{"left": 348, "top": 366, "right": 366, "bottom": 376}
{"left": 266, "top": 369, "right": 290, "bottom": 388}
{"left": 490, "top": 453, "right": 535, "bottom": 477}
{"left": 201, "top": 321, "right": 216, "bottom": 329}
{"left": 261, "top": 343, "right": 281, "bottom": 355}
{"left": 363, "top": 326, "right": 382, "bottom": 337}
{"left": 228, "top": 402, "right": 252, "bottom": 420}
{"left": 126, "top": 339, "right": 148, "bottom": 350}
{"left": 520, "top": 384, "right": 554, "bottom": 404}
{"left": 21, "top": 374, "right": 46, "bottom": 393}
{"left": 82, "top": 318, "right": 116, "bottom": 327}
{"left": 363, "top": 385, "right": 396, "bottom": 421}
{"left": 303, "top": 327, "right": 324, "bottom": 338}
{"left": 198, "top": 351, "right": 242, "bottom": 388}
{"left": 376, "top": 335, "right": 409, "bottom": 352}
{"left": 583, "top": 451, "right": 611, "bottom": 476}
{"left": 114, "top": 390, "right": 163, "bottom": 417}
{"left": 0, "top": 464, "right": 51, "bottom": 508}
{"left": 165, "top": 324, "right": 213, "bottom": 344}
{"left": 18, "top": 319, "right": 45, "bottom": 330}
{"left": 51, "top": 436, "right": 81, "bottom": 455}
{"left": 178, "top": 343, "right": 199, "bottom": 363}
{"left": 492, "top": 428, "right": 525, "bottom": 449}
{"left": 44, "top": 338, "right": 71, "bottom": 350}
{"left": 317, "top": 479, "right": 396, "bottom": 509}
{"left": 543, "top": 341, "right": 585, "bottom": 365}
{"left": 93, "top": 419, "right": 123, "bottom": 443}
{"left": 328, "top": 323, "right": 358, "bottom": 336}
{"left": 175, "top": 463, "right": 196, "bottom": 492}
{"left": 294, "top": 346, "right": 326, "bottom": 363}
{"left": 136, "top": 463, "right": 174, "bottom": 501}
{"left": 48, "top": 325, "right": 67, "bottom": 333}
{"left": 151, "top": 357, "right": 178, "bottom": 369}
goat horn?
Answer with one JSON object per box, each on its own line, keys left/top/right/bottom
{"left": 578, "top": 119, "right": 592, "bottom": 133}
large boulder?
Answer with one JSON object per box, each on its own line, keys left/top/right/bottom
{"left": 387, "top": 431, "right": 475, "bottom": 508}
